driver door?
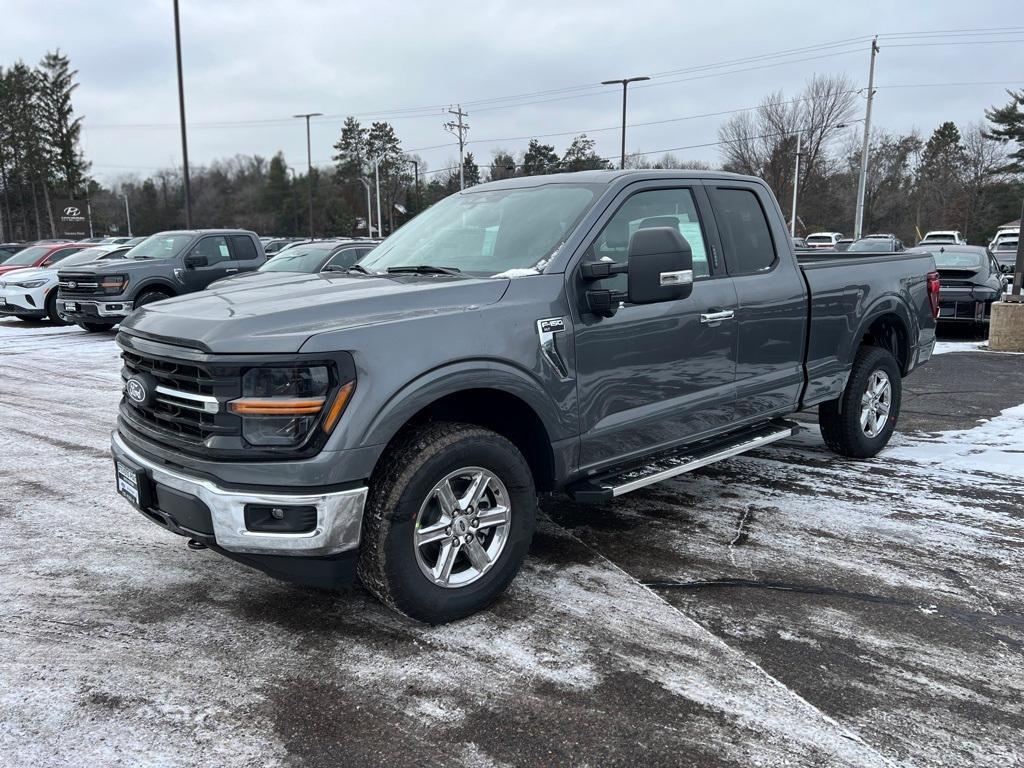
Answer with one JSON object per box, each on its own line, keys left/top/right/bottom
{"left": 180, "top": 235, "right": 232, "bottom": 290}
{"left": 573, "top": 183, "right": 738, "bottom": 472}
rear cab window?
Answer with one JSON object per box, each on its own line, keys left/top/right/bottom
{"left": 708, "top": 187, "right": 777, "bottom": 274}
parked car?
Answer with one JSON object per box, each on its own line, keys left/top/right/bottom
{"left": 209, "top": 240, "right": 377, "bottom": 288}
{"left": 992, "top": 237, "right": 1018, "bottom": 275}
{"left": 834, "top": 238, "right": 855, "bottom": 252}
{"left": 804, "top": 231, "right": 844, "bottom": 249}
{"left": 847, "top": 234, "right": 905, "bottom": 252}
{"left": 919, "top": 230, "right": 966, "bottom": 246}
{"left": 925, "top": 245, "right": 1007, "bottom": 328}
{"left": 0, "top": 244, "right": 130, "bottom": 323}
{"left": 988, "top": 226, "right": 1018, "bottom": 250}
{"left": 791, "top": 237, "right": 807, "bottom": 249}
{"left": 0, "top": 243, "right": 30, "bottom": 262}
{"left": 264, "top": 237, "right": 307, "bottom": 254}
{"left": 57, "top": 229, "right": 265, "bottom": 332}
{"left": 110, "top": 169, "right": 938, "bottom": 623}
{"left": 0, "top": 242, "right": 91, "bottom": 277}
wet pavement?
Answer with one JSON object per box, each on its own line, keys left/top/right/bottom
{"left": 1, "top": 319, "right": 1022, "bottom": 767}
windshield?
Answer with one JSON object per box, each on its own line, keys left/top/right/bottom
{"left": 848, "top": 238, "right": 893, "bottom": 252}
{"left": 923, "top": 235, "right": 955, "bottom": 243}
{"left": 261, "top": 245, "right": 333, "bottom": 273}
{"left": 360, "top": 184, "right": 600, "bottom": 277}
{"left": 123, "top": 234, "right": 193, "bottom": 260}
{"left": 995, "top": 240, "right": 1018, "bottom": 252}
{"left": 3, "top": 245, "right": 50, "bottom": 265}
{"left": 932, "top": 250, "right": 981, "bottom": 269}
{"left": 805, "top": 235, "right": 834, "bottom": 244}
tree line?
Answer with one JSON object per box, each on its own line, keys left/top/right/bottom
{"left": 3, "top": 51, "right": 1022, "bottom": 245}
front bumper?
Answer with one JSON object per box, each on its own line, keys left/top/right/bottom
{"left": 111, "top": 431, "right": 367, "bottom": 557}
{"left": 60, "top": 297, "right": 133, "bottom": 320}
{"left": 0, "top": 285, "right": 48, "bottom": 315}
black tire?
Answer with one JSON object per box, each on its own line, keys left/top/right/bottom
{"left": 819, "top": 345, "right": 902, "bottom": 459}
{"left": 77, "top": 321, "right": 115, "bottom": 333}
{"left": 45, "top": 291, "right": 68, "bottom": 324}
{"left": 358, "top": 421, "right": 537, "bottom": 624}
{"left": 135, "top": 290, "right": 171, "bottom": 308}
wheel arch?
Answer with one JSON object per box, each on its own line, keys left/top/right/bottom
{"left": 853, "top": 296, "right": 916, "bottom": 374}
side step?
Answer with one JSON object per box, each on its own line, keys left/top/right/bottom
{"left": 567, "top": 419, "right": 800, "bottom": 503}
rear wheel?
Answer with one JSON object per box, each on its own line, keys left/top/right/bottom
{"left": 358, "top": 422, "right": 536, "bottom": 623}
{"left": 77, "top": 321, "right": 115, "bottom": 333}
{"left": 819, "top": 345, "right": 902, "bottom": 458}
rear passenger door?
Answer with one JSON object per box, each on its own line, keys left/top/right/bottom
{"left": 228, "top": 234, "right": 264, "bottom": 273}
{"left": 705, "top": 184, "right": 808, "bottom": 423}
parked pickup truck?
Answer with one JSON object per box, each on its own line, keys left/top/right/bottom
{"left": 57, "top": 229, "right": 265, "bottom": 332}
{"left": 110, "top": 170, "right": 939, "bottom": 623}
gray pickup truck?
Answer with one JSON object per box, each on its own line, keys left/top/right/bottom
{"left": 109, "top": 170, "right": 939, "bottom": 623}
{"left": 57, "top": 229, "right": 265, "bottom": 331}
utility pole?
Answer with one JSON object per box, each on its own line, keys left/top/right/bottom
{"left": 293, "top": 112, "right": 322, "bottom": 239}
{"left": 790, "top": 131, "right": 802, "bottom": 238}
{"left": 601, "top": 76, "right": 650, "bottom": 170}
{"left": 854, "top": 37, "right": 879, "bottom": 240}
{"left": 407, "top": 157, "right": 420, "bottom": 213}
{"left": 173, "top": 0, "right": 192, "bottom": 228}
{"left": 444, "top": 105, "right": 469, "bottom": 190}
{"left": 121, "top": 193, "right": 133, "bottom": 237}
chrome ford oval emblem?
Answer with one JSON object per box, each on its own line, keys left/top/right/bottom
{"left": 126, "top": 377, "right": 147, "bottom": 404}
{"left": 68, "top": 281, "right": 77, "bottom": 289}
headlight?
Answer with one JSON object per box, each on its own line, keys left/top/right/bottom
{"left": 100, "top": 275, "right": 128, "bottom": 294}
{"left": 10, "top": 279, "right": 47, "bottom": 288}
{"left": 228, "top": 366, "right": 354, "bottom": 446}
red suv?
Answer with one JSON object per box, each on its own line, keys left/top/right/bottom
{"left": 0, "top": 242, "right": 90, "bottom": 276}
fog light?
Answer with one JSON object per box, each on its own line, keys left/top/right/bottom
{"left": 244, "top": 503, "right": 317, "bottom": 533}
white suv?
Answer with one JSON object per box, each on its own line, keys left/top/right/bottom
{"left": 919, "top": 230, "right": 966, "bottom": 246}
{"left": 804, "top": 232, "right": 844, "bottom": 250}
{"left": 0, "top": 244, "right": 130, "bottom": 324}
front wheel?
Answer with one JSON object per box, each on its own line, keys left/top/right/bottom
{"left": 46, "top": 291, "right": 70, "bottom": 324}
{"left": 358, "top": 422, "right": 537, "bottom": 624}
{"left": 818, "top": 345, "right": 902, "bottom": 458}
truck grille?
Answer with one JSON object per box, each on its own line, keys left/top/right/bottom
{"left": 57, "top": 272, "right": 101, "bottom": 295}
{"left": 121, "top": 349, "right": 240, "bottom": 447}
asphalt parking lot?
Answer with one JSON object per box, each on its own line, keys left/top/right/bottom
{"left": 1, "top": 320, "right": 1022, "bottom": 768}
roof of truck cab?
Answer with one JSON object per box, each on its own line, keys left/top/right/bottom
{"left": 465, "top": 168, "right": 765, "bottom": 192}
{"left": 151, "top": 229, "right": 257, "bottom": 236}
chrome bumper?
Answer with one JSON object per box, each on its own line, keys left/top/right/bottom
{"left": 63, "top": 299, "right": 134, "bottom": 316}
{"left": 111, "top": 431, "right": 367, "bottom": 556}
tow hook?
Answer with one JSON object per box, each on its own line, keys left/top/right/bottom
{"left": 187, "top": 538, "right": 208, "bottom": 551}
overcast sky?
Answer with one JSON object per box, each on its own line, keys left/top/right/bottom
{"left": 2, "top": 0, "right": 1021, "bottom": 184}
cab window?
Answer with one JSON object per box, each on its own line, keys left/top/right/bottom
{"left": 193, "top": 236, "right": 230, "bottom": 264}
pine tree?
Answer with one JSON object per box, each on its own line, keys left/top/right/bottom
{"left": 521, "top": 139, "right": 559, "bottom": 176}
{"left": 984, "top": 89, "right": 1024, "bottom": 172}
{"left": 332, "top": 117, "right": 368, "bottom": 180}
{"left": 39, "top": 49, "right": 88, "bottom": 194}
{"left": 560, "top": 134, "right": 610, "bottom": 172}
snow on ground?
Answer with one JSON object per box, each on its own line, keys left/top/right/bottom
{"left": 1, "top": 317, "right": 1023, "bottom": 767}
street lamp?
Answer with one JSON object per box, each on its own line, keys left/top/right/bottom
{"left": 173, "top": 0, "right": 192, "bottom": 227}
{"left": 373, "top": 156, "right": 383, "bottom": 239}
{"left": 293, "top": 112, "right": 322, "bottom": 239}
{"left": 601, "top": 76, "right": 650, "bottom": 170}
{"left": 120, "top": 193, "right": 133, "bottom": 237}
{"left": 358, "top": 178, "right": 373, "bottom": 237}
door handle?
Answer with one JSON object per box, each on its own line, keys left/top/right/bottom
{"left": 700, "top": 309, "right": 735, "bottom": 324}
{"left": 225, "top": 268, "right": 239, "bottom": 273}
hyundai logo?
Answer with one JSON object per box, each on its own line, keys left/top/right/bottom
{"left": 126, "top": 377, "right": 148, "bottom": 404}
{"left": 63, "top": 206, "right": 81, "bottom": 216}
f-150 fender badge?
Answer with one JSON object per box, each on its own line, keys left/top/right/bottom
{"left": 536, "top": 317, "right": 570, "bottom": 379}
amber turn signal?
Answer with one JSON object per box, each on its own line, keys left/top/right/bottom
{"left": 228, "top": 397, "right": 326, "bottom": 416}
{"left": 322, "top": 381, "right": 355, "bottom": 434}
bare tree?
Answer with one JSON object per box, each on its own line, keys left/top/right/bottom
{"left": 960, "top": 123, "right": 1010, "bottom": 239}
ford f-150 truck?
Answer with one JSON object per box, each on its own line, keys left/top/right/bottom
{"left": 109, "top": 170, "right": 939, "bottom": 623}
{"left": 58, "top": 229, "right": 265, "bottom": 332}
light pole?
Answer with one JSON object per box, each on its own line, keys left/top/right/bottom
{"left": 358, "top": 178, "right": 373, "bottom": 237}
{"left": 373, "top": 157, "right": 383, "bottom": 239}
{"left": 601, "top": 76, "right": 650, "bottom": 170}
{"left": 172, "top": 0, "right": 192, "bottom": 228}
{"left": 120, "top": 193, "right": 133, "bottom": 237}
{"left": 406, "top": 157, "right": 420, "bottom": 213}
{"left": 293, "top": 112, "right": 322, "bottom": 239}
{"left": 854, "top": 37, "right": 880, "bottom": 240}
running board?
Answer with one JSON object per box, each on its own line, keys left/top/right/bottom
{"left": 567, "top": 420, "right": 800, "bottom": 503}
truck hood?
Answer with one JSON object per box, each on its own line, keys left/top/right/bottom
{"left": 120, "top": 272, "right": 510, "bottom": 353}
{"left": 57, "top": 259, "right": 166, "bottom": 277}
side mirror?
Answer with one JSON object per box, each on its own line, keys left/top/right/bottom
{"left": 184, "top": 253, "right": 208, "bottom": 268}
{"left": 626, "top": 227, "right": 694, "bottom": 304}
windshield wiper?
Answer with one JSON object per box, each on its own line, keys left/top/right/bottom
{"left": 386, "top": 265, "right": 462, "bottom": 276}
{"left": 343, "top": 263, "right": 373, "bottom": 274}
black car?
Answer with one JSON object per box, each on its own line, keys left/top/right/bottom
{"left": 928, "top": 245, "right": 1007, "bottom": 328}
{"left": 209, "top": 240, "right": 376, "bottom": 287}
